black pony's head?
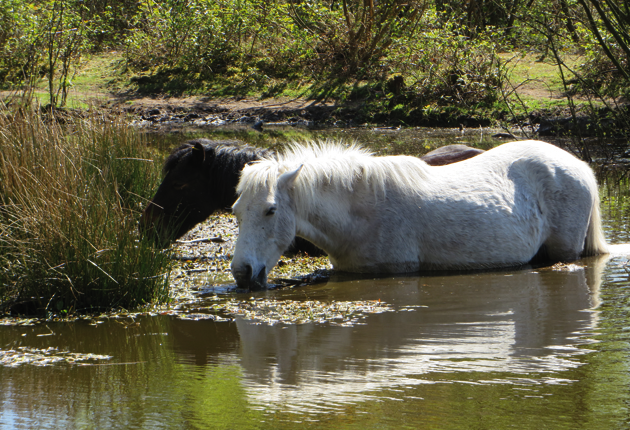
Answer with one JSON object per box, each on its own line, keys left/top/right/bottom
{"left": 139, "top": 139, "right": 268, "bottom": 246}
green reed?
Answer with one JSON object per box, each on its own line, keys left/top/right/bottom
{"left": 0, "top": 106, "right": 171, "bottom": 316}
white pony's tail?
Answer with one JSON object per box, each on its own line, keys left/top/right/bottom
{"left": 583, "top": 194, "right": 609, "bottom": 256}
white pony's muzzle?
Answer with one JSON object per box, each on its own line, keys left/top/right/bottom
{"left": 232, "top": 263, "right": 267, "bottom": 291}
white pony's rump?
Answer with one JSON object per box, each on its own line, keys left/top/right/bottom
{"left": 230, "top": 139, "right": 608, "bottom": 291}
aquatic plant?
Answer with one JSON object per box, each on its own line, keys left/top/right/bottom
{"left": 0, "top": 105, "right": 172, "bottom": 315}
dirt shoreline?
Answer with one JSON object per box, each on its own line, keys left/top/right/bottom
{"left": 3, "top": 88, "right": 623, "bottom": 135}
{"left": 110, "top": 94, "right": 390, "bottom": 129}
{"left": 100, "top": 93, "right": 627, "bottom": 135}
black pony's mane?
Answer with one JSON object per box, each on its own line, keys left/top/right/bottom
{"left": 164, "top": 139, "right": 273, "bottom": 208}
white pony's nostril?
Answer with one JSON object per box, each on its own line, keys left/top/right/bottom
{"left": 232, "top": 263, "right": 267, "bottom": 290}
{"left": 244, "top": 264, "right": 253, "bottom": 279}
{"left": 254, "top": 266, "right": 266, "bottom": 281}
{"left": 232, "top": 264, "right": 253, "bottom": 287}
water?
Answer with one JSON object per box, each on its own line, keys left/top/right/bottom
{"left": 2, "top": 129, "right": 630, "bottom": 429}
{"left": 152, "top": 123, "right": 511, "bottom": 156}
{"left": 4, "top": 259, "right": 628, "bottom": 429}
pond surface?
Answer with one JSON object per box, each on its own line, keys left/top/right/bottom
{"left": 2, "top": 128, "right": 630, "bottom": 429}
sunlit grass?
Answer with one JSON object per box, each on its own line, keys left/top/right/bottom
{"left": 500, "top": 53, "right": 607, "bottom": 104}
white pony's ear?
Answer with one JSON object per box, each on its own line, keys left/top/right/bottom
{"left": 278, "top": 165, "right": 303, "bottom": 193}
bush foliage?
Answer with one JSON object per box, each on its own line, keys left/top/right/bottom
{"left": 0, "top": 1, "right": 596, "bottom": 104}
{"left": 2, "top": 1, "right": 629, "bottom": 104}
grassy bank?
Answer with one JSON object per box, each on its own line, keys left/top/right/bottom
{"left": 0, "top": 105, "right": 172, "bottom": 316}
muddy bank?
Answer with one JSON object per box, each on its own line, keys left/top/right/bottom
{"left": 105, "top": 95, "right": 629, "bottom": 138}
{"left": 119, "top": 97, "right": 339, "bottom": 130}
{"left": 102, "top": 94, "right": 498, "bottom": 130}
{"left": 4, "top": 90, "right": 628, "bottom": 136}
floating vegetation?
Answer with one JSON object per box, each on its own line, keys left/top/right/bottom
{"left": 271, "top": 256, "right": 333, "bottom": 281}
{"left": 152, "top": 216, "right": 407, "bottom": 326}
{"left": 0, "top": 347, "right": 112, "bottom": 367}
{"left": 0, "top": 317, "right": 41, "bottom": 327}
{"left": 176, "top": 298, "right": 401, "bottom": 326}
{"left": 167, "top": 213, "right": 333, "bottom": 303}
{"left": 177, "top": 313, "right": 230, "bottom": 322}
{"left": 548, "top": 262, "right": 584, "bottom": 272}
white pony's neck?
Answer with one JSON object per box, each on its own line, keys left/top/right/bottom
{"left": 285, "top": 142, "right": 430, "bottom": 199}
{"left": 277, "top": 142, "right": 432, "bottom": 258}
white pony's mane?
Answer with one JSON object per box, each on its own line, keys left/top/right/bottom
{"left": 236, "top": 140, "right": 431, "bottom": 202}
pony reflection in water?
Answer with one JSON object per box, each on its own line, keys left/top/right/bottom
{"left": 231, "top": 140, "right": 609, "bottom": 290}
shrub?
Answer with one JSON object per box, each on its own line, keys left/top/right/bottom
{"left": 387, "top": 18, "right": 506, "bottom": 107}
{"left": 289, "top": 0, "right": 426, "bottom": 79}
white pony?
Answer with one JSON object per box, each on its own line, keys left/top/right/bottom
{"left": 230, "top": 140, "right": 609, "bottom": 290}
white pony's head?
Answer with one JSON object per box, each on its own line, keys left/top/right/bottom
{"left": 231, "top": 160, "right": 302, "bottom": 290}
{"left": 231, "top": 141, "right": 381, "bottom": 290}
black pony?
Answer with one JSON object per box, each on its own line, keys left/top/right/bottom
{"left": 139, "top": 139, "right": 483, "bottom": 253}
{"left": 140, "top": 139, "right": 269, "bottom": 243}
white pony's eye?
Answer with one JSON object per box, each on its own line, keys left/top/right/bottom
{"left": 266, "top": 206, "right": 276, "bottom": 216}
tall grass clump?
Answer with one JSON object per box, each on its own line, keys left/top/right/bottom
{"left": 0, "top": 105, "right": 171, "bottom": 316}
